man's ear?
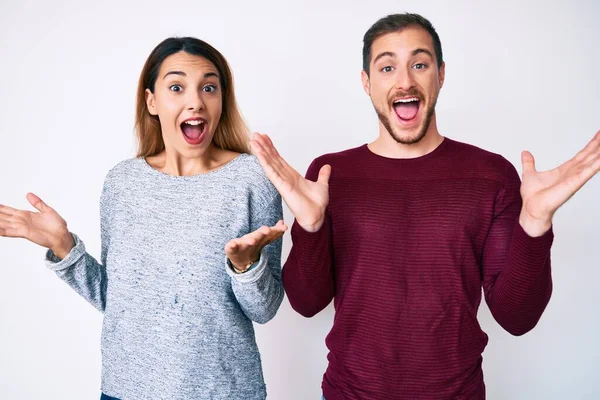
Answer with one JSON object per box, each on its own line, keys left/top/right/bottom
{"left": 438, "top": 62, "right": 446, "bottom": 88}
{"left": 361, "top": 70, "right": 371, "bottom": 96}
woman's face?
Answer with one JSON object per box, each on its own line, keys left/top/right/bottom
{"left": 146, "top": 51, "right": 223, "bottom": 158}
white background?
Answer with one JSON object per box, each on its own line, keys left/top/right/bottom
{"left": 0, "top": 0, "right": 598, "bottom": 399}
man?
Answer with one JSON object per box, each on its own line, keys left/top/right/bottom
{"left": 251, "top": 13, "right": 599, "bottom": 400}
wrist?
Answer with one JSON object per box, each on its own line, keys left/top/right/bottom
{"left": 229, "top": 257, "right": 259, "bottom": 274}
{"left": 51, "top": 230, "right": 74, "bottom": 260}
{"left": 519, "top": 211, "right": 552, "bottom": 238}
{"left": 297, "top": 214, "right": 325, "bottom": 233}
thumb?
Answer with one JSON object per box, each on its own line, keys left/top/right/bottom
{"left": 521, "top": 151, "right": 536, "bottom": 174}
{"left": 26, "top": 193, "right": 51, "bottom": 213}
{"left": 317, "top": 164, "right": 332, "bottom": 185}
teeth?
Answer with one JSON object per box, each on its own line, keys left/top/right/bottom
{"left": 394, "top": 98, "right": 419, "bottom": 104}
{"left": 184, "top": 120, "right": 204, "bottom": 126}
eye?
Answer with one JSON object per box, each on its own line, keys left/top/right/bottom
{"left": 202, "top": 84, "right": 218, "bottom": 93}
{"left": 381, "top": 66, "right": 394, "bottom": 73}
{"left": 169, "top": 84, "right": 183, "bottom": 92}
{"left": 413, "top": 63, "right": 427, "bottom": 70}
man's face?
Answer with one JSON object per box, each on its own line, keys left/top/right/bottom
{"left": 362, "top": 26, "right": 445, "bottom": 144}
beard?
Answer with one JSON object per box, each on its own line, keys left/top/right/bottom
{"left": 374, "top": 89, "right": 437, "bottom": 145}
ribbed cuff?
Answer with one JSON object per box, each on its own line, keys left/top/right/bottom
{"left": 290, "top": 217, "right": 331, "bottom": 247}
{"left": 506, "top": 222, "right": 554, "bottom": 278}
{"left": 226, "top": 250, "right": 270, "bottom": 284}
{"left": 45, "top": 233, "right": 86, "bottom": 272}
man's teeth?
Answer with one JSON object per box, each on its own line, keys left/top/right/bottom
{"left": 394, "top": 98, "right": 419, "bottom": 104}
{"left": 184, "top": 120, "right": 204, "bottom": 126}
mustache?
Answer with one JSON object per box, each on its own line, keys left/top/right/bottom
{"left": 389, "top": 88, "right": 424, "bottom": 102}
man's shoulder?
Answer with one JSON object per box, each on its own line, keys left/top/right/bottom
{"left": 445, "top": 137, "right": 519, "bottom": 183}
{"left": 309, "top": 144, "right": 367, "bottom": 169}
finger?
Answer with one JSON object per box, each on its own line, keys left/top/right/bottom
{"left": 250, "top": 133, "right": 268, "bottom": 155}
{"left": 252, "top": 133, "right": 280, "bottom": 161}
{"left": 260, "top": 143, "right": 299, "bottom": 184}
{"left": 251, "top": 132, "right": 272, "bottom": 151}
{"left": 0, "top": 215, "right": 14, "bottom": 225}
{"left": 0, "top": 215, "right": 24, "bottom": 232}
{"left": 521, "top": 151, "right": 536, "bottom": 174}
{"left": 258, "top": 225, "right": 272, "bottom": 236}
{"left": 239, "top": 235, "right": 258, "bottom": 247}
{"left": 573, "top": 130, "right": 600, "bottom": 162}
{"left": 239, "top": 226, "right": 273, "bottom": 250}
{"left": 225, "top": 240, "right": 239, "bottom": 252}
{"left": 26, "top": 193, "right": 50, "bottom": 213}
{"left": 574, "top": 153, "right": 600, "bottom": 187}
{"left": 254, "top": 134, "right": 289, "bottom": 176}
{"left": 0, "top": 226, "right": 16, "bottom": 237}
{"left": 252, "top": 133, "right": 282, "bottom": 166}
{"left": 592, "top": 155, "right": 600, "bottom": 177}
{"left": 259, "top": 225, "right": 287, "bottom": 246}
{"left": 594, "top": 153, "right": 600, "bottom": 169}
{"left": 0, "top": 204, "right": 19, "bottom": 217}
{"left": 227, "top": 238, "right": 250, "bottom": 257}
{"left": 262, "top": 229, "right": 285, "bottom": 245}
{"left": 585, "top": 130, "right": 600, "bottom": 152}
{"left": 317, "top": 164, "right": 332, "bottom": 185}
{"left": 252, "top": 137, "right": 286, "bottom": 178}
{"left": 273, "top": 220, "right": 288, "bottom": 232}
{"left": 245, "top": 227, "right": 267, "bottom": 244}
{"left": 261, "top": 134, "right": 283, "bottom": 159}
{"left": 0, "top": 223, "right": 22, "bottom": 238}
{"left": 251, "top": 132, "right": 267, "bottom": 146}
{"left": 252, "top": 133, "right": 301, "bottom": 186}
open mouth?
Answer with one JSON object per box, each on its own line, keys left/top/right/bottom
{"left": 393, "top": 97, "right": 421, "bottom": 123}
{"left": 181, "top": 118, "right": 208, "bottom": 145}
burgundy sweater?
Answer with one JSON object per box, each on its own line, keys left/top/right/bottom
{"left": 282, "top": 138, "right": 553, "bottom": 400}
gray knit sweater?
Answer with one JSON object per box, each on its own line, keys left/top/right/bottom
{"left": 45, "top": 154, "right": 284, "bottom": 400}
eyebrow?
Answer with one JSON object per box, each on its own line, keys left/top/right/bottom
{"left": 162, "top": 71, "right": 220, "bottom": 80}
{"left": 372, "top": 48, "right": 434, "bottom": 65}
{"left": 373, "top": 51, "right": 396, "bottom": 65}
{"left": 412, "top": 48, "right": 434, "bottom": 59}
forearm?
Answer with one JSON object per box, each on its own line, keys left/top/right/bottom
{"left": 486, "top": 223, "right": 553, "bottom": 335}
{"left": 46, "top": 233, "right": 107, "bottom": 312}
{"left": 282, "top": 218, "right": 335, "bottom": 317}
{"left": 228, "top": 246, "right": 284, "bottom": 324}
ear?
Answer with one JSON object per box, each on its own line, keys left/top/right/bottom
{"left": 145, "top": 88, "right": 158, "bottom": 116}
{"left": 438, "top": 62, "right": 446, "bottom": 88}
{"left": 361, "top": 70, "right": 370, "bottom": 96}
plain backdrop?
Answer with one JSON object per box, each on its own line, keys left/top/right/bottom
{"left": 1, "top": 0, "right": 598, "bottom": 399}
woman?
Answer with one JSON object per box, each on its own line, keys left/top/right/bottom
{"left": 0, "top": 37, "right": 285, "bottom": 400}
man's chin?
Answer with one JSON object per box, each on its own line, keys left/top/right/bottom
{"left": 390, "top": 130, "right": 426, "bottom": 145}
{"left": 389, "top": 119, "right": 428, "bottom": 145}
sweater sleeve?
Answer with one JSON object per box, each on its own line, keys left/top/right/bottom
{"left": 227, "top": 192, "right": 285, "bottom": 324}
{"left": 44, "top": 176, "right": 112, "bottom": 312}
{"left": 281, "top": 158, "right": 335, "bottom": 318}
{"left": 482, "top": 161, "right": 553, "bottom": 336}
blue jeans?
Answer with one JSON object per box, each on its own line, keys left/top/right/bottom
{"left": 101, "top": 394, "right": 120, "bottom": 400}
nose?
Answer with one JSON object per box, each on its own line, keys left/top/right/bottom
{"left": 395, "top": 67, "right": 416, "bottom": 91}
{"left": 187, "top": 90, "right": 205, "bottom": 112}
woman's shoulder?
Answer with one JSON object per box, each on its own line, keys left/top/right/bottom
{"left": 104, "top": 157, "right": 144, "bottom": 180}
{"left": 230, "top": 153, "right": 279, "bottom": 202}
{"left": 231, "top": 153, "right": 271, "bottom": 184}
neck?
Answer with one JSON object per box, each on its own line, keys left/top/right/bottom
{"left": 368, "top": 112, "right": 444, "bottom": 159}
{"left": 148, "top": 144, "right": 237, "bottom": 176}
